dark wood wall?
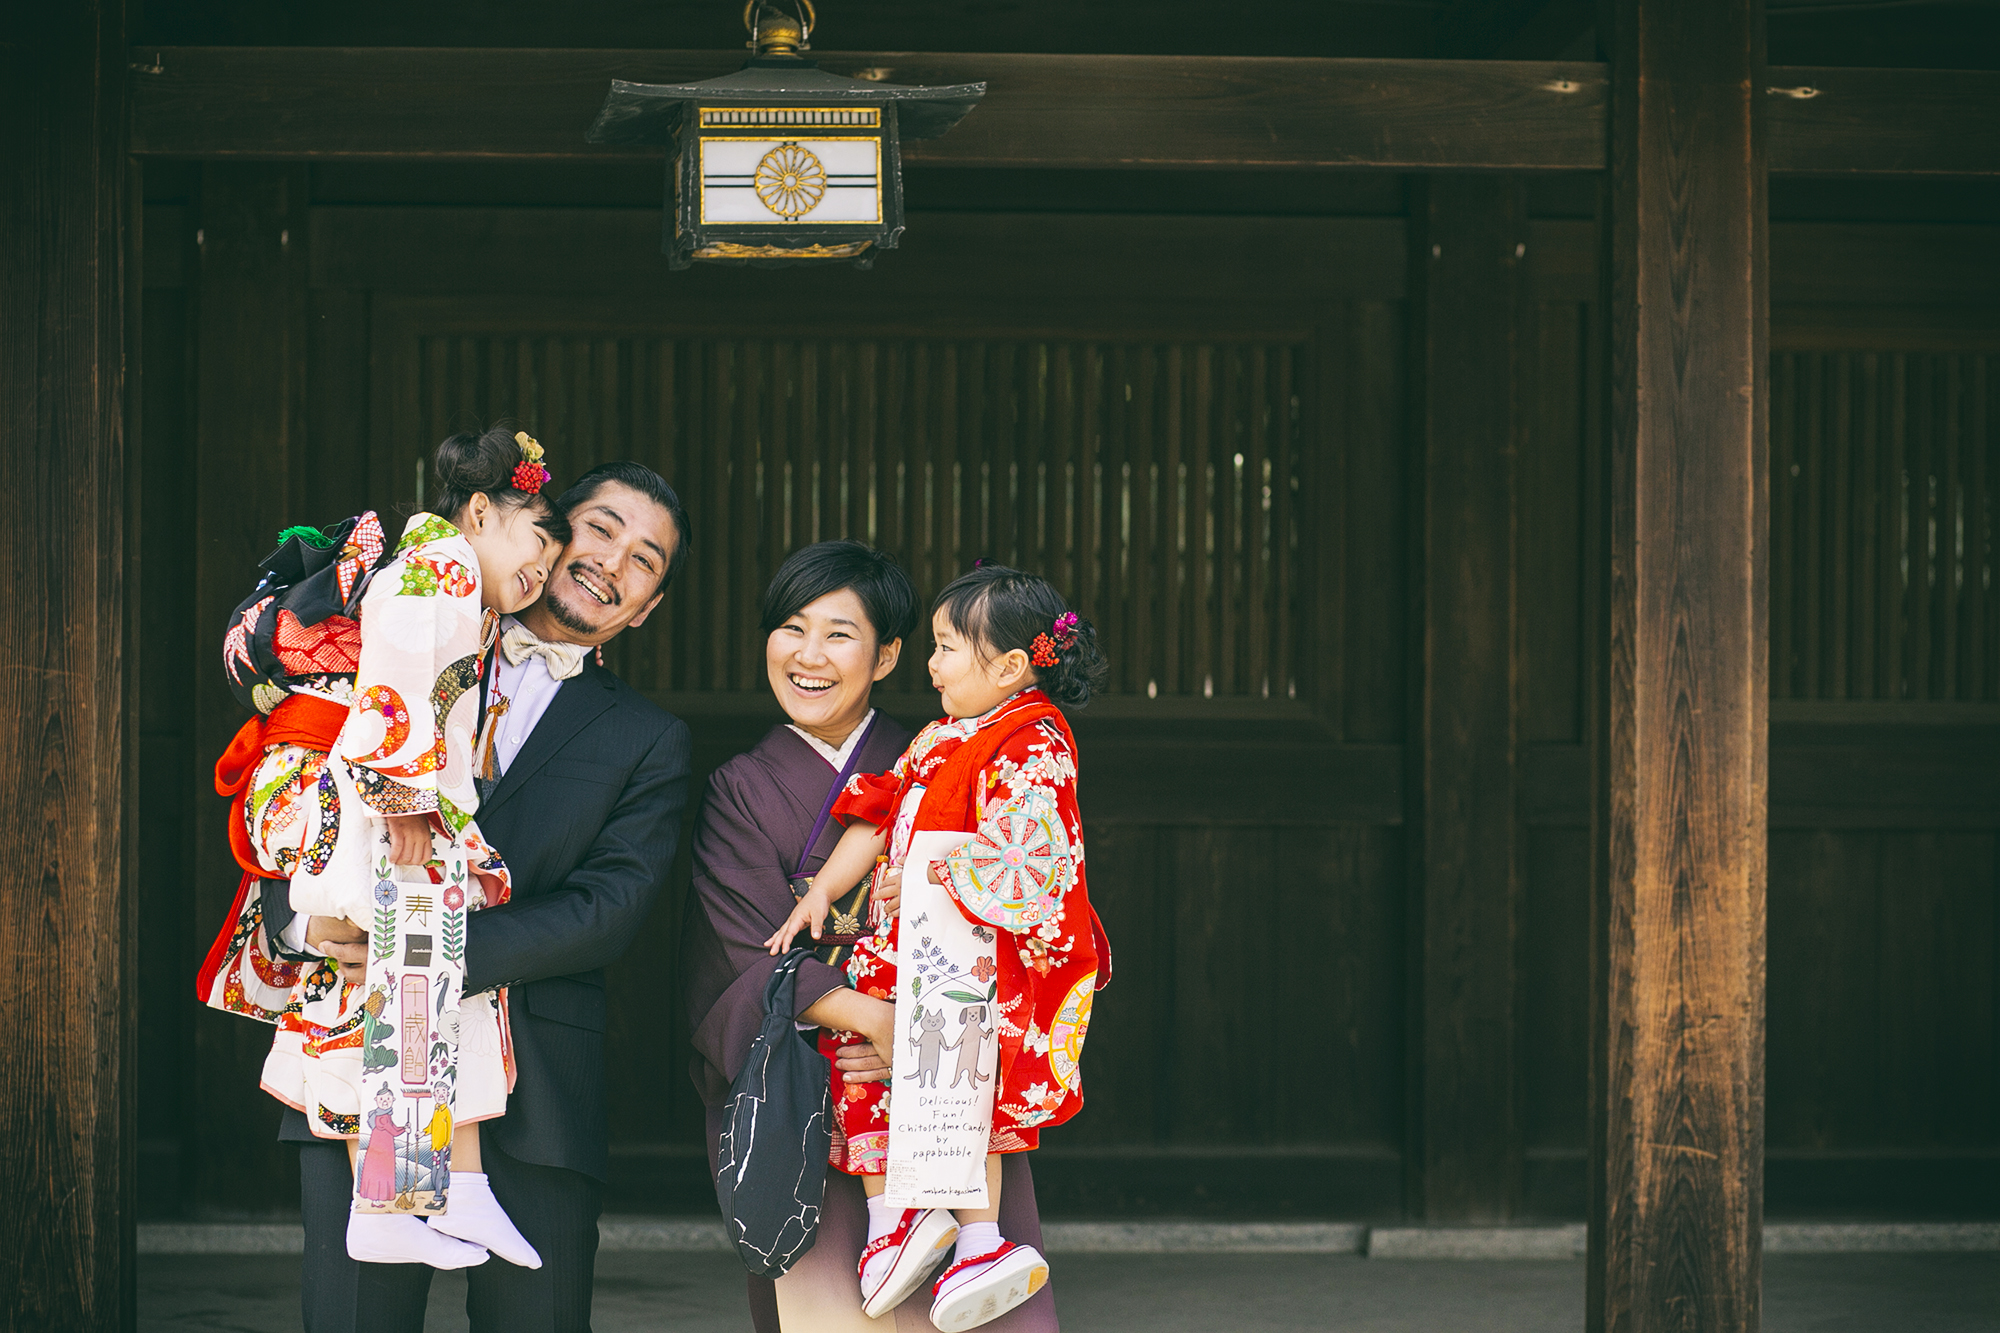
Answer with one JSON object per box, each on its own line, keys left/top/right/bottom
{"left": 139, "top": 166, "right": 2000, "bottom": 1221}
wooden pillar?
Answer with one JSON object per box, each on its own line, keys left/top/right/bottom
{"left": 1411, "top": 176, "right": 1529, "bottom": 1221}
{"left": 0, "top": 2, "right": 135, "bottom": 1328}
{"left": 1590, "top": 0, "right": 1767, "bottom": 1328}
{"left": 191, "top": 163, "right": 310, "bottom": 1209}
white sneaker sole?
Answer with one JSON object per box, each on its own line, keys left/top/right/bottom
{"left": 928, "top": 1245, "right": 1049, "bottom": 1331}
{"left": 861, "top": 1211, "right": 960, "bottom": 1319}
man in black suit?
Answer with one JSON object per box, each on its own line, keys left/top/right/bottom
{"left": 264, "top": 461, "right": 693, "bottom": 1333}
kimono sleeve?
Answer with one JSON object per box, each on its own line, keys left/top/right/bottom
{"left": 687, "top": 770, "right": 849, "bottom": 1083}
{"left": 339, "top": 522, "right": 482, "bottom": 818}
{"left": 943, "top": 719, "right": 1082, "bottom": 934}
{"left": 831, "top": 770, "right": 900, "bottom": 828}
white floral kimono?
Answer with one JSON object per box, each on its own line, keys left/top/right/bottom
{"left": 249, "top": 514, "right": 513, "bottom": 1212}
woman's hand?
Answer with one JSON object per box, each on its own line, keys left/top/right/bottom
{"left": 871, "top": 864, "right": 904, "bottom": 921}
{"left": 764, "top": 885, "right": 832, "bottom": 955}
{"left": 833, "top": 1038, "right": 892, "bottom": 1084}
{"left": 384, "top": 814, "right": 432, "bottom": 867}
{"left": 836, "top": 993, "right": 898, "bottom": 1084}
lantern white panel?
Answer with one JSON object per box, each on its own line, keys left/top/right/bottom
{"left": 699, "top": 137, "right": 882, "bottom": 225}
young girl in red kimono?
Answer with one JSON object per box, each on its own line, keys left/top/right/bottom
{"left": 769, "top": 564, "right": 1111, "bottom": 1332}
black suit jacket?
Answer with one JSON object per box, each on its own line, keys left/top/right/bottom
{"left": 266, "top": 659, "right": 691, "bottom": 1181}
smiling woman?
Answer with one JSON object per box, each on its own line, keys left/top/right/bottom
{"left": 760, "top": 540, "right": 915, "bottom": 747}
{"left": 681, "top": 540, "right": 1056, "bottom": 1333}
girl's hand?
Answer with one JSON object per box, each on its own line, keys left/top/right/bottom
{"left": 871, "top": 865, "right": 904, "bottom": 921}
{"left": 384, "top": 814, "right": 432, "bottom": 867}
{"left": 765, "top": 887, "right": 832, "bottom": 955}
{"left": 928, "top": 859, "right": 949, "bottom": 887}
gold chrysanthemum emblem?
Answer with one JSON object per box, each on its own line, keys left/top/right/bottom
{"left": 754, "top": 143, "right": 827, "bottom": 219}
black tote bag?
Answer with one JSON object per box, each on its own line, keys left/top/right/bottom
{"left": 714, "top": 948, "right": 834, "bottom": 1277}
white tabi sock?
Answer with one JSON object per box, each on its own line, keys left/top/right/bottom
{"left": 860, "top": 1194, "right": 903, "bottom": 1288}
{"left": 425, "top": 1171, "right": 543, "bottom": 1269}
{"left": 866, "top": 1192, "right": 899, "bottom": 1244}
{"left": 345, "top": 1211, "right": 489, "bottom": 1269}
{"left": 952, "top": 1221, "right": 1004, "bottom": 1267}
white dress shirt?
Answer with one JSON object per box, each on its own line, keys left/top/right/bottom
{"left": 484, "top": 614, "right": 570, "bottom": 779}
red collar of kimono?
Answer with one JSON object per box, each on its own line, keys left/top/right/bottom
{"left": 912, "top": 690, "right": 1073, "bottom": 833}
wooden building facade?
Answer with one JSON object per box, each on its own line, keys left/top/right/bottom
{"left": 5, "top": 0, "right": 1998, "bottom": 1328}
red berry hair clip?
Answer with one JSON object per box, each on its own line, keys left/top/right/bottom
{"left": 1030, "top": 612, "right": 1081, "bottom": 669}
{"left": 511, "top": 431, "right": 552, "bottom": 495}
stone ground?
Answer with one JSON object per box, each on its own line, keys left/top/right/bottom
{"left": 139, "top": 1250, "right": 2000, "bottom": 1332}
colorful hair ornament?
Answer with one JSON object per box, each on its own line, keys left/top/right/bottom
{"left": 1051, "top": 611, "right": 1080, "bottom": 650}
{"left": 1030, "top": 634, "right": 1060, "bottom": 669}
{"left": 511, "top": 431, "right": 552, "bottom": 495}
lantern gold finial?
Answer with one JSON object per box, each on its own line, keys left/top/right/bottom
{"left": 744, "top": 0, "right": 814, "bottom": 56}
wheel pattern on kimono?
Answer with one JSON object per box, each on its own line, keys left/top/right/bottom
{"left": 945, "top": 785, "right": 1072, "bottom": 930}
{"left": 1047, "top": 971, "right": 1096, "bottom": 1094}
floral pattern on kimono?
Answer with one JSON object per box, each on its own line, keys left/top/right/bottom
{"left": 249, "top": 513, "right": 514, "bottom": 1137}
{"left": 819, "top": 689, "right": 1106, "bottom": 1176}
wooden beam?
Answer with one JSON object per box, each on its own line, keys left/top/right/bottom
{"left": 130, "top": 46, "right": 1605, "bottom": 169}
{"left": 1412, "top": 176, "right": 1528, "bottom": 1221}
{"left": 127, "top": 46, "right": 2000, "bottom": 175}
{"left": 1590, "top": 0, "right": 1766, "bottom": 1328}
{"left": 0, "top": 2, "right": 134, "bottom": 1329}
{"left": 1766, "top": 67, "right": 2000, "bottom": 177}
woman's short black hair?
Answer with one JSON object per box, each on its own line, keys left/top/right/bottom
{"left": 759, "top": 540, "right": 918, "bottom": 646}
{"left": 932, "top": 563, "right": 1109, "bottom": 710}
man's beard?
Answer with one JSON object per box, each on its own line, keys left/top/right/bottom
{"left": 544, "top": 585, "right": 603, "bottom": 636}
{"left": 545, "top": 565, "right": 616, "bottom": 635}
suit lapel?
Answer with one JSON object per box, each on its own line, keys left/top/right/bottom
{"left": 482, "top": 664, "right": 619, "bottom": 814}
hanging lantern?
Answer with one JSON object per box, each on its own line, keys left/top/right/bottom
{"left": 585, "top": 0, "right": 985, "bottom": 269}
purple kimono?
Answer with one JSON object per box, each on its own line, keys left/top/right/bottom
{"left": 682, "top": 720, "right": 1058, "bottom": 1332}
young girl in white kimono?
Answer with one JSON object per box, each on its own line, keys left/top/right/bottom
{"left": 231, "top": 427, "right": 562, "bottom": 1270}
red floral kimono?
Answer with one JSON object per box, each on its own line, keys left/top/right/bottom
{"left": 822, "top": 689, "right": 1110, "bottom": 1176}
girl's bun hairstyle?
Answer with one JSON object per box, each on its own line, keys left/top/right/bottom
{"left": 933, "top": 563, "right": 1109, "bottom": 710}
{"left": 428, "top": 424, "right": 568, "bottom": 543}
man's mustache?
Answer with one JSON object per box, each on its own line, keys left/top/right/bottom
{"left": 562, "top": 559, "right": 622, "bottom": 607}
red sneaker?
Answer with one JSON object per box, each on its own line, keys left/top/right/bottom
{"left": 859, "top": 1207, "right": 959, "bottom": 1318}
{"left": 928, "top": 1240, "right": 1049, "bottom": 1331}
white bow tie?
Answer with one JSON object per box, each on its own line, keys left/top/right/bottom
{"left": 499, "top": 623, "right": 588, "bottom": 681}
